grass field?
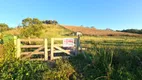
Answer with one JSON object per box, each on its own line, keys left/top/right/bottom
{"left": 81, "top": 36, "right": 142, "bottom": 49}
{"left": 64, "top": 25, "right": 142, "bottom": 37}
{"left": 0, "top": 25, "right": 142, "bottom": 80}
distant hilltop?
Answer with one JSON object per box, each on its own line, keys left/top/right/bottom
{"left": 63, "top": 25, "right": 142, "bottom": 37}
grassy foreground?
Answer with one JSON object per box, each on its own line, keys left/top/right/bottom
{"left": 0, "top": 35, "right": 142, "bottom": 80}
{"left": 0, "top": 24, "right": 142, "bottom": 80}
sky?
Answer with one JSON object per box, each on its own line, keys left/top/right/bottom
{"left": 0, "top": 0, "right": 142, "bottom": 30}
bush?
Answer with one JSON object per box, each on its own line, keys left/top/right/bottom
{"left": 0, "top": 38, "right": 49, "bottom": 80}
{"left": 43, "top": 59, "right": 75, "bottom": 80}
{"left": 3, "top": 38, "right": 16, "bottom": 61}
{"left": 21, "top": 24, "right": 43, "bottom": 37}
{"left": 0, "top": 60, "right": 49, "bottom": 80}
{"left": 0, "top": 23, "right": 9, "bottom": 32}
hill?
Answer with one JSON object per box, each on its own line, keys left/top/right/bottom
{"left": 63, "top": 25, "right": 142, "bottom": 37}
{"left": 2, "top": 24, "right": 71, "bottom": 38}
{"left": 1, "top": 24, "right": 142, "bottom": 80}
{"left": 3, "top": 24, "right": 142, "bottom": 38}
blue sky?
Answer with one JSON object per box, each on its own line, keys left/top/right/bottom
{"left": 0, "top": 0, "right": 142, "bottom": 30}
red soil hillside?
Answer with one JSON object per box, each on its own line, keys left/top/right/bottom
{"left": 63, "top": 25, "right": 142, "bottom": 37}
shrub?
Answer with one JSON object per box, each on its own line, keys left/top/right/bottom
{"left": 21, "top": 24, "right": 43, "bottom": 37}
{"left": 0, "top": 60, "right": 49, "bottom": 80}
{"left": 43, "top": 59, "right": 75, "bottom": 80}
{"left": 0, "top": 23, "right": 9, "bottom": 32}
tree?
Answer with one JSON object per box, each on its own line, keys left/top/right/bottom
{"left": 22, "top": 18, "right": 32, "bottom": 27}
{"left": 91, "top": 26, "right": 96, "bottom": 29}
{"left": 21, "top": 18, "right": 43, "bottom": 37}
{"left": 121, "top": 29, "right": 142, "bottom": 34}
{"left": 21, "top": 24, "right": 43, "bottom": 37}
{"left": 32, "top": 18, "right": 42, "bottom": 25}
{"left": 106, "top": 28, "right": 113, "bottom": 31}
{"left": 52, "top": 20, "right": 58, "bottom": 24}
{"left": 0, "top": 23, "right": 9, "bottom": 32}
{"left": 42, "top": 20, "right": 58, "bottom": 24}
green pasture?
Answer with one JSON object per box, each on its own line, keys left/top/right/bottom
{"left": 0, "top": 33, "right": 142, "bottom": 79}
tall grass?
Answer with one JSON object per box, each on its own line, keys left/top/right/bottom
{"left": 0, "top": 43, "right": 142, "bottom": 80}
{"left": 0, "top": 33, "right": 142, "bottom": 80}
{"left": 0, "top": 40, "right": 49, "bottom": 80}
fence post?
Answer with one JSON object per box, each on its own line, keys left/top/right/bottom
{"left": 44, "top": 38, "right": 48, "bottom": 61}
{"left": 75, "top": 35, "right": 80, "bottom": 55}
{"left": 14, "top": 36, "right": 17, "bottom": 47}
{"left": 16, "top": 39, "right": 21, "bottom": 58}
{"left": 14, "top": 36, "right": 17, "bottom": 57}
{"left": 51, "top": 38, "right": 54, "bottom": 60}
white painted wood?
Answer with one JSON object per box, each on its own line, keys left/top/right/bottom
{"left": 44, "top": 38, "right": 48, "bottom": 61}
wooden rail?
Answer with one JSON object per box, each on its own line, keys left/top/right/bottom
{"left": 14, "top": 36, "right": 82, "bottom": 61}
{"left": 14, "top": 37, "right": 48, "bottom": 61}
{"left": 50, "top": 38, "right": 79, "bottom": 60}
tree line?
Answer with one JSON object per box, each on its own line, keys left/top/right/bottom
{"left": 117, "top": 29, "right": 142, "bottom": 34}
{"left": 42, "top": 20, "right": 58, "bottom": 24}
{"left": 22, "top": 18, "right": 58, "bottom": 27}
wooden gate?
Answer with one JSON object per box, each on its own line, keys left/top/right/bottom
{"left": 15, "top": 38, "right": 48, "bottom": 61}
{"left": 14, "top": 36, "right": 81, "bottom": 61}
{"left": 50, "top": 38, "right": 79, "bottom": 60}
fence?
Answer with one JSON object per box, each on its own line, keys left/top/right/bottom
{"left": 14, "top": 37, "right": 48, "bottom": 60}
{"left": 14, "top": 36, "right": 80, "bottom": 61}
{"left": 51, "top": 38, "right": 79, "bottom": 60}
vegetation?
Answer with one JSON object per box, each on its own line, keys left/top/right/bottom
{"left": 0, "top": 18, "right": 142, "bottom": 80}
{"left": 120, "top": 29, "right": 142, "bottom": 34}
{"left": 21, "top": 18, "right": 43, "bottom": 37}
{"left": 0, "top": 36, "right": 142, "bottom": 80}
{"left": 22, "top": 18, "right": 42, "bottom": 27}
{"left": 42, "top": 20, "right": 58, "bottom": 25}
{"left": 64, "top": 25, "right": 142, "bottom": 37}
{"left": 0, "top": 23, "right": 9, "bottom": 32}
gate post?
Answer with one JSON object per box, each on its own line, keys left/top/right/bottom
{"left": 16, "top": 39, "right": 21, "bottom": 58}
{"left": 77, "top": 35, "right": 80, "bottom": 53}
{"left": 44, "top": 38, "right": 48, "bottom": 61}
{"left": 75, "top": 35, "right": 80, "bottom": 55}
{"left": 51, "top": 38, "right": 54, "bottom": 60}
{"left": 14, "top": 36, "right": 17, "bottom": 57}
{"left": 14, "top": 36, "right": 17, "bottom": 47}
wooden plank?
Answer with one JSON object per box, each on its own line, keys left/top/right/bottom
{"left": 54, "top": 38, "right": 77, "bottom": 41}
{"left": 53, "top": 38, "right": 64, "bottom": 41}
{"left": 34, "top": 47, "right": 44, "bottom": 52}
{"left": 21, "top": 52, "right": 44, "bottom": 55}
{"left": 54, "top": 46, "right": 71, "bottom": 55}
{"left": 20, "top": 39, "right": 44, "bottom": 42}
{"left": 53, "top": 57, "right": 62, "bottom": 59}
{"left": 30, "top": 58, "right": 44, "bottom": 61}
{"left": 54, "top": 44, "right": 76, "bottom": 47}
{"left": 53, "top": 56, "right": 70, "bottom": 59}
{"left": 22, "top": 47, "right": 44, "bottom": 59}
{"left": 21, "top": 45, "right": 43, "bottom": 48}
{"left": 54, "top": 50, "right": 71, "bottom": 53}
{"left": 44, "top": 38, "right": 48, "bottom": 61}
{"left": 54, "top": 44, "right": 63, "bottom": 46}
{"left": 79, "top": 48, "right": 86, "bottom": 50}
